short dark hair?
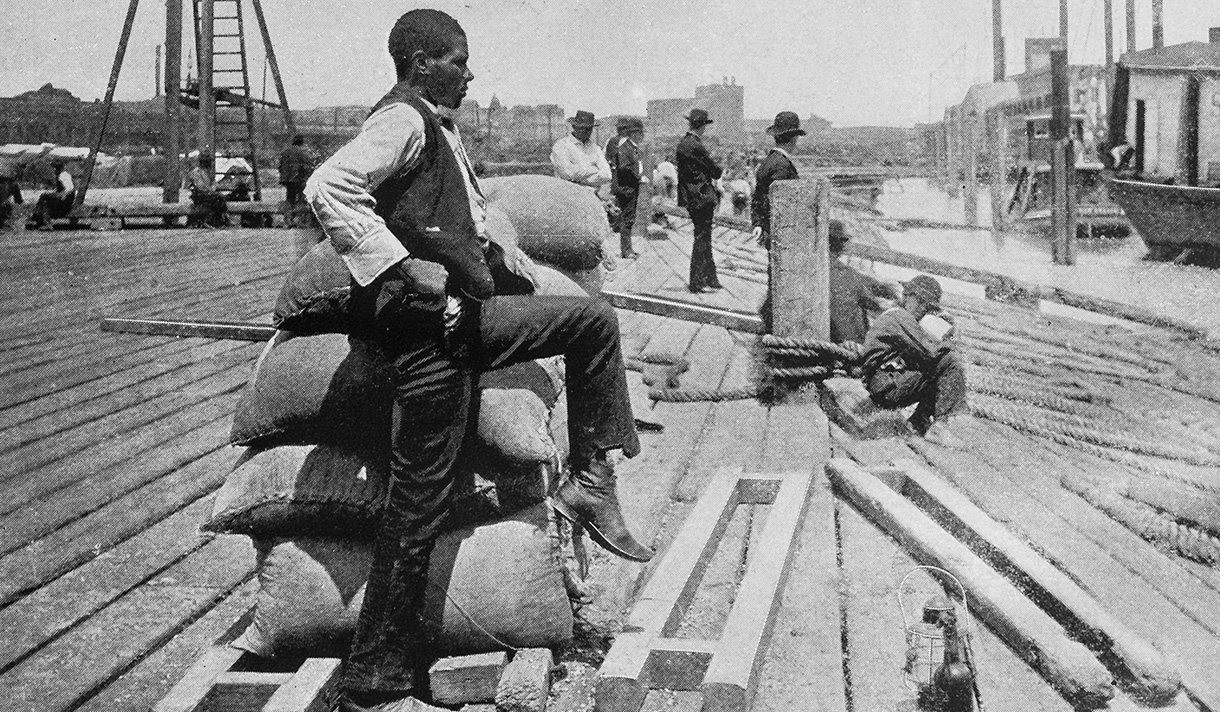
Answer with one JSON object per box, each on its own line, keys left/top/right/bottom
{"left": 828, "top": 219, "right": 850, "bottom": 254}
{"left": 198, "top": 154, "right": 214, "bottom": 166}
{"left": 292, "top": 135, "right": 305, "bottom": 145}
{"left": 388, "top": 9, "right": 465, "bottom": 80}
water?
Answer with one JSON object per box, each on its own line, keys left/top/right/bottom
{"left": 870, "top": 178, "right": 1220, "bottom": 336}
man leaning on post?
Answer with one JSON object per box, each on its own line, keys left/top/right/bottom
{"left": 292, "top": 10, "right": 653, "bottom": 712}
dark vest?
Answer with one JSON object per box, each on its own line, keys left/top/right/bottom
{"left": 368, "top": 83, "right": 495, "bottom": 300}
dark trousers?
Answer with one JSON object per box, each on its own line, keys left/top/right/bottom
{"left": 188, "top": 190, "right": 227, "bottom": 227}
{"left": 282, "top": 181, "right": 308, "bottom": 227}
{"left": 865, "top": 350, "right": 967, "bottom": 428}
{"left": 688, "top": 206, "right": 719, "bottom": 290}
{"left": 343, "top": 293, "right": 639, "bottom": 695}
{"left": 615, "top": 190, "right": 638, "bottom": 256}
{"left": 31, "top": 192, "right": 73, "bottom": 228}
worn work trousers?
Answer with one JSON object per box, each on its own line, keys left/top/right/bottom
{"left": 865, "top": 349, "right": 967, "bottom": 427}
{"left": 615, "top": 189, "right": 638, "bottom": 256}
{"left": 343, "top": 293, "right": 640, "bottom": 695}
{"left": 688, "top": 206, "right": 719, "bottom": 290}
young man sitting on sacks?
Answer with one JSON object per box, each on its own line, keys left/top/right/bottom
{"left": 859, "top": 274, "right": 970, "bottom": 449}
{"left": 281, "top": 10, "right": 653, "bottom": 712}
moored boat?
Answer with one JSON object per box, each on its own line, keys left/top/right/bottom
{"left": 1106, "top": 37, "right": 1220, "bottom": 259}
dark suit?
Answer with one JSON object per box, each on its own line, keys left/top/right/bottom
{"left": 750, "top": 148, "right": 799, "bottom": 243}
{"left": 610, "top": 136, "right": 643, "bottom": 256}
{"left": 676, "top": 131, "right": 723, "bottom": 290}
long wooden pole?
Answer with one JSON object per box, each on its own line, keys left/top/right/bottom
{"left": 989, "top": 109, "right": 1007, "bottom": 230}
{"left": 163, "top": 0, "right": 183, "bottom": 203}
{"left": 1126, "top": 0, "right": 1137, "bottom": 52}
{"left": 1059, "top": 0, "right": 1069, "bottom": 38}
{"left": 964, "top": 110, "right": 979, "bottom": 226}
{"left": 76, "top": 0, "right": 142, "bottom": 210}
{"left": 197, "top": 0, "right": 215, "bottom": 165}
{"left": 1104, "top": 0, "right": 1114, "bottom": 69}
{"left": 1151, "top": 0, "right": 1164, "bottom": 50}
{"left": 249, "top": 0, "right": 295, "bottom": 136}
{"left": 992, "top": 0, "right": 1005, "bottom": 82}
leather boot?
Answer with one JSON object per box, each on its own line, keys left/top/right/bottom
{"left": 551, "top": 456, "right": 654, "bottom": 562}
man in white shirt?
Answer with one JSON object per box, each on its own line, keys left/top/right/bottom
{"left": 30, "top": 160, "right": 75, "bottom": 231}
{"left": 288, "top": 10, "right": 652, "bottom": 712}
{"left": 549, "top": 110, "right": 611, "bottom": 190}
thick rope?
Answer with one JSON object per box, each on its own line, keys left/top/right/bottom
{"left": 1062, "top": 473, "right": 1220, "bottom": 565}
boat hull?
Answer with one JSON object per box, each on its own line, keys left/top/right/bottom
{"left": 1109, "top": 178, "right": 1220, "bottom": 250}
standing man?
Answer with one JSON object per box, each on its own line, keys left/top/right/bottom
{"left": 750, "top": 111, "right": 803, "bottom": 247}
{"left": 609, "top": 117, "right": 646, "bottom": 259}
{"left": 676, "top": 108, "right": 723, "bottom": 292}
{"left": 30, "top": 159, "right": 75, "bottom": 231}
{"left": 278, "top": 134, "right": 317, "bottom": 227}
{"left": 294, "top": 10, "right": 652, "bottom": 711}
{"left": 550, "top": 110, "right": 611, "bottom": 190}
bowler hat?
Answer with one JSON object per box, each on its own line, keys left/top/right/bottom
{"left": 766, "top": 111, "right": 806, "bottom": 138}
{"left": 902, "top": 274, "right": 943, "bottom": 307}
{"left": 685, "top": 108, "right": 713, "bottom": 127}
{"left": 568, "top": 110, "right": 599, "bottom": 128}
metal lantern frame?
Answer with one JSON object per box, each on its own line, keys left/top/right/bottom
{"left": 898, "top": 565, "right": 973, "bottom": 691}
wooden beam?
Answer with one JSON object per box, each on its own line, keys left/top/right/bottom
{"left": 701, "top": 470, "right": 814, "bottom": 712}
{"left": 768, "top": 178, "right": 829, "bottom": 340}
{"left": 894, "top": 459, "right": 1182, "bottom": 705}
{"left": 1049, "top": 48, "right": 1076, "bottom": 266}
{"left": 100, "top": 317, "right": 276, "bottom": 341}
{"left": 197, "top": 0, "right": 215, "bottom": 161}
{"left": 164, "top": 0, "right": 183, "bottom": 203}
{"left": 992, "top": 0, "right": 1005, "bottom": 82}
{"left": 827, "top": 459, "right": 1116, "bottom": 707}
{"left": 601, "top": 290, "right": 763, "bottom": 333}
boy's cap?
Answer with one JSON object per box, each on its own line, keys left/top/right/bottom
{"left": 902, "top": 274, "right": 942, "bottom": 306}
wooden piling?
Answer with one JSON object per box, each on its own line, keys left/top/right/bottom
{"left": 767, "top": 178, "right": 830, "bottom": 340}
{"left": 988, "top": 109, "right": 1007, "bottom": 230}
{"left": 164, "top": 0, "right": 183, "bottom": 203}
{"left": 1049, "top": 48, "right": 1076, "bottom": 266}
{"left": 964, "top": 110, "right": 979, "bottom": 226}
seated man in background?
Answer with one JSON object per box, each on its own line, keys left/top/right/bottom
{"left": 859, "top": 274, "right": 968, "bottom": 448}
{"left": 183, "top": 154, "right": 227, "bottom": 228}
{"left": 827, "top": 220, "right": 899, "bottom": 344}
{"left": 0, "top": 161, "right": 23, "bottom": 230}
{"left": 30, "top": 159, "right": 75, "bottom": 231}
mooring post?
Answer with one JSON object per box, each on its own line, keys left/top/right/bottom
{"left": 1050, "top": 48, "right": 1076, "bottom": 265}
{"left": 767, "top": 178, "right": 830, "bottom": 341}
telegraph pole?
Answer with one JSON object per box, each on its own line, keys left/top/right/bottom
{"left": 992, "top": 0, "right": 1005, "bottom": 82}
{"left": 1126, "top": 0, "right": 1136, "bottom": 52}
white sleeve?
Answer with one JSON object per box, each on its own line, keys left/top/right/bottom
{"left": 305, "top": 103, "right": 425, "bottom": 286}
{"left": 59, "top": 172, "right": 74, "bottom": 194}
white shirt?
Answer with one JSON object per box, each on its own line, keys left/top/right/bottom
{"left": 305, "top": 98, "right": 487, "bottom": 288}
{"left": 550, "top": 133, "right": 611, "bottom": 188}
{"left": 57, "top": 170, "right": 74, "bottom": 195}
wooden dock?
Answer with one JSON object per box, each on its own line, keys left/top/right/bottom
{"left": 2, "top": 213, "right": 1220, "bottom": 712}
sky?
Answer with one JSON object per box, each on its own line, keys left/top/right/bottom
{"left": 2, "top": 0, "right": 1218, "bottom": 127}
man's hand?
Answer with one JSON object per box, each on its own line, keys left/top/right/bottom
{"left": 752, "top": 226, "right": 765, "bottom": 245}
{"left": 394, "top": 257, "right": 447, "bottom": 296}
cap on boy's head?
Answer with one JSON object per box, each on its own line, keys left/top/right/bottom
{"left": 902, "top": 274, "right": 942, "bottom": 307}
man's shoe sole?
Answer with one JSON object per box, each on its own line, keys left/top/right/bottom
{"left": 549, "top": 498, "right": 653, "bottom": 563}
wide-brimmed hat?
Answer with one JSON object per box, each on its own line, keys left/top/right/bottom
{"left": 568, "top": 110, "right": 599, "bottom": 128}
{"left": 616, "top": 116, "right": 644, "bottom": 134}
{"left": 685, "top": 108, "right": 713, "bottom": 127}
{"left": 767, "top": 111, "right": 806, "bottom": 138}
{"left": 902, "top": 274, "right": 943, "bottom": 307}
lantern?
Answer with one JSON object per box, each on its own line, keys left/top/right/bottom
{"left": 897, "top": 566, "right": 972, "bottom": 692}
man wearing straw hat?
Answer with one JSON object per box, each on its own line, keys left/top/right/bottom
{"left": 550, "top": 110, "right": 611, "bottom": 191}
{"left": 751, "top": 111, "right": 804, "bottom": 247}
{"left": 676, "top": 108, "right": 723, "bottom": 292}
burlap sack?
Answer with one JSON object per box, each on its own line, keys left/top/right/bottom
{"left": 233, "top": 504, "right": 572, "bottom": 658}
{"left": 482, "top": 174, "right": 613, "bottom": 271}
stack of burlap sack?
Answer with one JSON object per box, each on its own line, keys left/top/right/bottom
{"left": 202, "top": 176, "right": 616, "bottom": 660}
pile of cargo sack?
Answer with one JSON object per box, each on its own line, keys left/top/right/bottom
{"left": 201, "top": 175, "right": 618, "bottom": 660}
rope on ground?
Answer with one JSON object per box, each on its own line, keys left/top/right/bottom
{"left": 1062, "top": 473, "right": 1220, "bottom": 565}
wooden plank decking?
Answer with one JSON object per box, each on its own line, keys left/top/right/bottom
{"left": 2, "top": 215, "right": 1219, "bottom": 712}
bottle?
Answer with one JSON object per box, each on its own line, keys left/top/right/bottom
{"left": 933, "top": 613, "right": 974, "bottom": 712}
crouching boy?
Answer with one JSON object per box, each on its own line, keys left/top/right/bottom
{"left": 859, "top": 274, "right": 968, "bottom": 447}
